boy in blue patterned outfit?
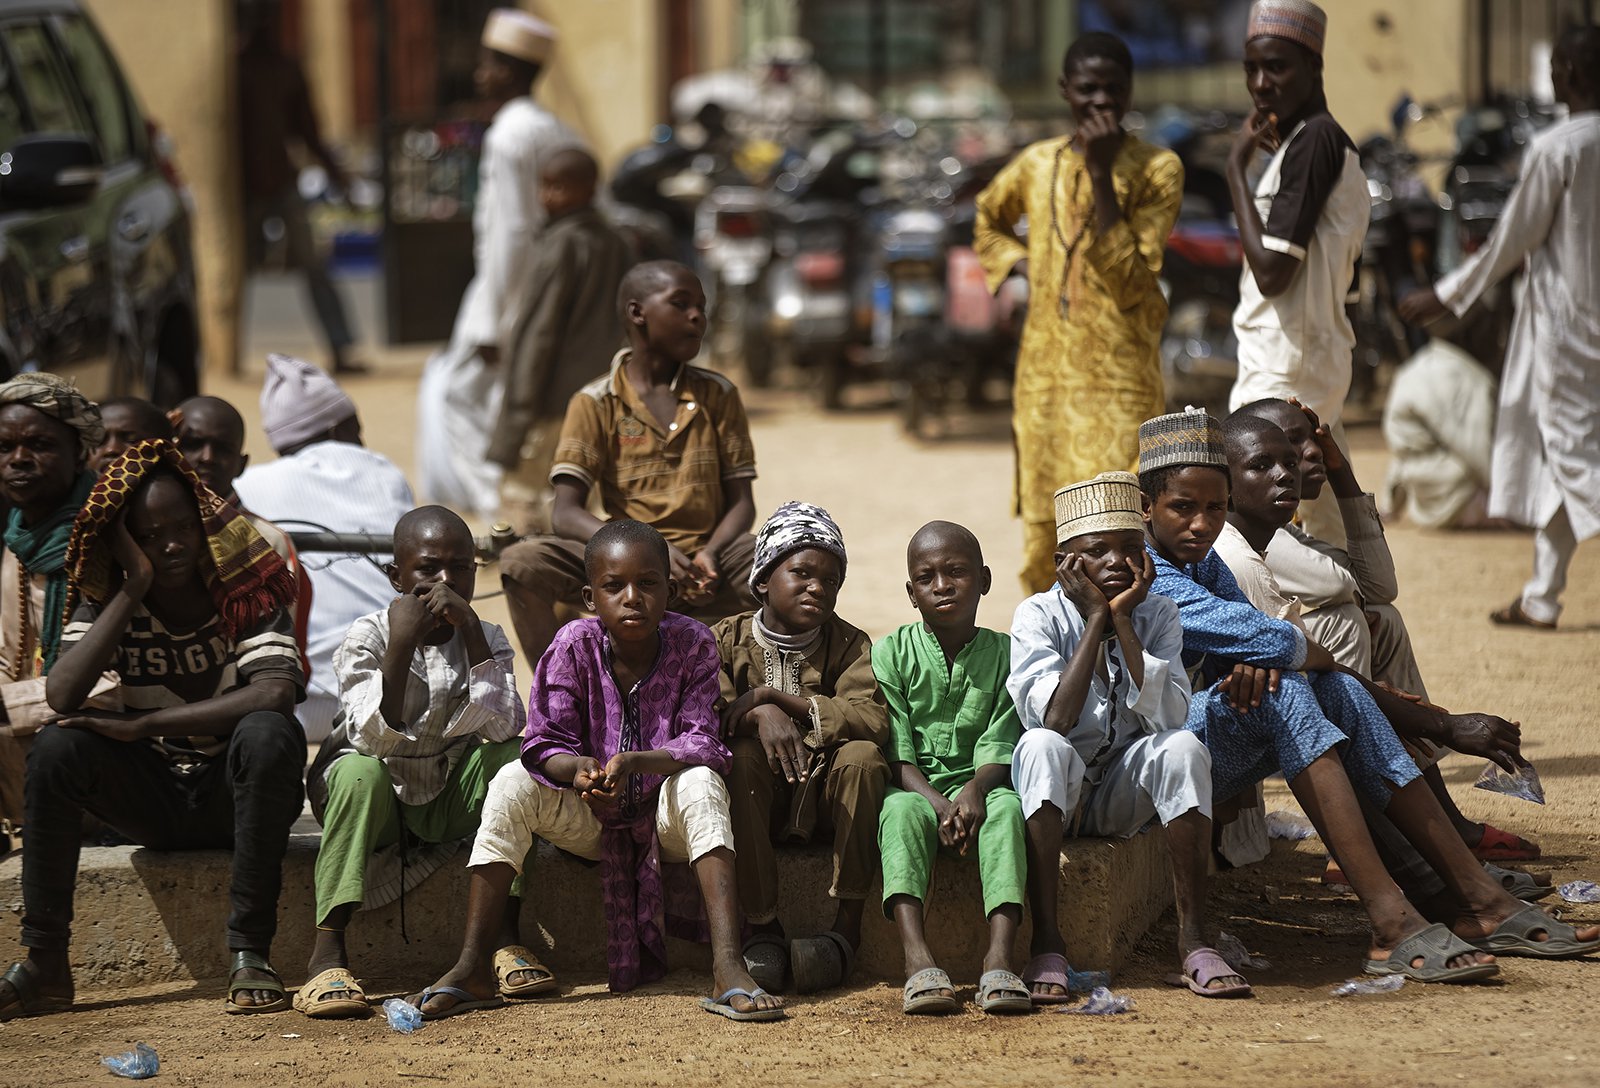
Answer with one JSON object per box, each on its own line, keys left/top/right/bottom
{"left": 1138, "top": 409, "right": 1599, "bottom": 984}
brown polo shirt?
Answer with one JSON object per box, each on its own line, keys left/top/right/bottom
{"left": 550, "top": 350, "right": 758, "bottom": 551}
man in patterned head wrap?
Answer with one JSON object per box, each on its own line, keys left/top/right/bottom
{"left": 0, "top": 373, "right": 107, "bottom": 843}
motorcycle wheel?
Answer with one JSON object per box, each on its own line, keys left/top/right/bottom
{"left": 818, "top": 352, "right": 847, "bottom": 411}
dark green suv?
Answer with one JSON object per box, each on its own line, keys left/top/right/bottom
{"left": 0, "top": 0, "right": 197, "bottom": 405}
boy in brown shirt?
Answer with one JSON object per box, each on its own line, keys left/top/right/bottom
{"left": 497, "top": 261, "right": 759, "bottom": 665}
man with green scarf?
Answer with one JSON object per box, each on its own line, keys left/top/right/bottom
{"left": 0, "top": 373, "right": 109, "bottom": 850}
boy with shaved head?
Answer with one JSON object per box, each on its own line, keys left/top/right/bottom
{"left": 1008, "top": 472, "right": 1238, "bottom": 1001}
{"left": 298, "top": 505, "right": 526, "bottom": 1018}
{"left": 498, "top": 261, "right": 760, "bottom": 666}
{"left": 91, "top": 397, "right": 173, "bottom": 475}
{"left": 488, "top": 146, "right": 631, "bottom": 536}
{"left": 875, "top": 521, "right": 1028, "bottom": 1015}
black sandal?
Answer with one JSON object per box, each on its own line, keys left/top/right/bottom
{"left": 0, "top": 961, "right": 73, "bottom": 1021}
{"left": 224, "top": 950, "right": 290, "bottom": 1015}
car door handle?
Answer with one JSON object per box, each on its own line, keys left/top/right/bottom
{"left": 118, "top": 214, "right": 149, "bottom": 242}
{"left": 59, "top": 236, "right": 90, "bottom": 262}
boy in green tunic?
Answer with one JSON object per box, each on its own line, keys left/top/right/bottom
{"left": 874, "top": 522, "right": 1029, "bottom": 1016}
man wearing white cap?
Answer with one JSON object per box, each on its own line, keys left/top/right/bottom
{"left": 236, "top": 354, "right": 415, "bottom": 741}
{"left": 1008, "top": 472, "right": 1246, "bottom": 1000}
{"left": 1226, "top": 0, "right": 1368, "bottom": 548}
{"left": 416, "top": 9, "right": 582, "bottom": 517}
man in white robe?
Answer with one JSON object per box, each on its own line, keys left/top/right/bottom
{"left": 415, "top": 10, "right": 580, "bottom": 516}
{"left": 1401, "top": 26, "right": 1600, "bottom": 628}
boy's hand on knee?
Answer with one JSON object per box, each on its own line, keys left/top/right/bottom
{"left": 1217, "top": 664, "right": 1279, "bottom": 710}
{"left": 668, "top": 545, "right": 710, "bottom": 605}
{"left": 1444, "top": 713, "right": 1523, "bottom": 772}
{"left": 54, "top": 710, "right": 150, "bottom": 743}
{"left": 690, "top": 549, "right": 722, "bottom": 595}
{"left": 720, "top": 687, "right": 765, "bottom": 737}
{"left": 752, "top": 705, "right": 808, "bottom": 783}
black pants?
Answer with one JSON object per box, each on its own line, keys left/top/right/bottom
{"left": 21, "top": 712, "right": 305, "bottom": 954}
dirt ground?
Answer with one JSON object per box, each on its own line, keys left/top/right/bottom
{"left": 2, "top": 354, "right": 1598, "bottom": 1087}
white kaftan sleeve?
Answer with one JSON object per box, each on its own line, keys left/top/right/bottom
{"left": 1007, "top": 594, "right": 1077, "bottom": 732}
{"left": 1123, "top": 597, "right": 1192, "bottom": 733}
{"left": 1436, "top": 141, "right": 1563, "bottom": 316}
{"left": 443, "top": 622, "right": 525, "bottom": 743}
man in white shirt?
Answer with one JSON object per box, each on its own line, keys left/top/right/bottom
{"left": 235, "top": 354, "right": 415, "bottom": 742}
{"left": 1226, "top": 0, "right": 1369, "bottom": 547}
{"left": 1400, "top": 25, "right": 1600, "bottom": 629}
{"left": 415, "top": 9, "right": 582, "bottom": 516}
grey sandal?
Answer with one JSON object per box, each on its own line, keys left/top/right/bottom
{"left": 976, "top": 969, "right": 1034, "bottom": 1014}
{"left": 1466, "top": 905, "right": 1600, "bottom": 958}
{"left": 1485, "top": 863, "right": 1555, "bottom": 903}
{"left": 902, "top": 967, "right": 960, "bottom": 1015}
{"left": 1364, "top": 923, "right": 1500, "bottom": 983}
{"left": 741, "top": 933, "right": 789, "bottom": 994}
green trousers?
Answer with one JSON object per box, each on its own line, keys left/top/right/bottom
{"left": 878, "top": 783, "right": 1026, "bottom": 918}
{"left": 314, "top": 738, "right": 522, "bottom": 925}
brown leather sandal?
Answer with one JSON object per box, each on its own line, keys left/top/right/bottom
{"left": 1489, "top": 600, "right": 1555, "bottom": 630}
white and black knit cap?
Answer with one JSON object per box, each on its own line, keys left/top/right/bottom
{"left": 1138, "top": 407, "right": 1227, "bottom": 475}
{"left": 750, "top": 500, "right": 847, "bottom": 594}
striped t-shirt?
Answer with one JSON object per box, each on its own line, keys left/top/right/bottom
{"left": 60, "top": 602, "right": 304, "bottom": 762}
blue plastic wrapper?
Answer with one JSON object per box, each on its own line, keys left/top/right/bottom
{"left": 383, "top": 996, "right": 424, "bottom": 1033}
{"left": 1331, "top": 975, "right": 1405, "bottom": 996}
{"left": 1559, "top": 880, "right": 1600, "bottom": 904}
{"left": 1062, "top": 986, "right": 1133, "bottom": 1014}
{"left": 101, "top": 1043, "right": 159, "bottom": 1079}
{"left": 1472, "top": 761, "right": 1545, "bottom": 805}
{"left": 1066, "top": 967, "right": 1112, "bottom": 993}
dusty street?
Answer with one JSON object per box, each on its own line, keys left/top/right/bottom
{"left": 2, "top": 343, "right": 1598, "bottom": 1087}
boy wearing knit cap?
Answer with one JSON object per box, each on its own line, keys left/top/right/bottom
{"left": 498, "top": 261, "right": 760, "bottom": 667}
{"left": 1140, "top": 409, "right": 1599, "bottom": 982}
{"left": 1227, "top": 0, "right": 1368, "bottom": 548}
{"left": 1008, "top": 472, "right": 1241, "bottom": 1000}
{"left": 235, "top": 354, "right": 414, "bottom": 742}
{"left": 877, "top": 521, "right": 1029, "bottom": 1015}
{"left": 713, "top": 501, "right": 889, "bottom": 995}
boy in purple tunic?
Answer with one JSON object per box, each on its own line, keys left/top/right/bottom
{"left": 410, "top": 520, "right": 784, "bottom": 1021}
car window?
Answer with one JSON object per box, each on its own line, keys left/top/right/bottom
{"left": 0, "top": 54, "right": 25, "bottom": 153}
{"left": 2, "top": 21, "right": 90, "bottom": 138}
{"left": 51, "top": 16, "right": 131, "bottom": 163}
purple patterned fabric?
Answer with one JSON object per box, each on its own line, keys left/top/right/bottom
{"left": 521, "top": 613, "right": 730, "bottom": 991}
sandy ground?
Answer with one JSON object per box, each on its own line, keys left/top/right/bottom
{"left": 2, "top": 306, "right": 1599, "bottom": 1086}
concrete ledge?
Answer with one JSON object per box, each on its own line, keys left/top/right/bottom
{"left": 0, "top": 828, "right": 1171, "bottom": 990}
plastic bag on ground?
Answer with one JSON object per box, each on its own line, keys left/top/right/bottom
{"left": 1265, "top": 810, "right": 1318, "bottom": 840}
{"left": 101, "top": 1043, "right": 159, "bottom": 1079}
{"left": 1559, "top": 880, "right": 1600, "bottom": 904}
{"left": 1216, "top": 930, "right": 1272, "bottom": 971}
{"left": 1062, "top": 986, "right": 1134, "bottom": 1014}
{"left": 383, "top": 997, "right": 424, "bottom": 1033}
{"left": 1331, "top": 975, "right": 1405, "bottom": 996}
{"left": 1067, "top": 967, "right": 1112, "bottom": 993}
{"left": 1473, "top": 761, "right": 1545, "bottom": 804}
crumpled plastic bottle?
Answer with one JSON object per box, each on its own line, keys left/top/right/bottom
{"left": 1473, "top": 761, "right": 1546, "bottom": 805}
{"left": 1265, "top": 810, "right": 1317, "bottom": 841}
{"left": 1063, "top": 986, "right": 1134, "bottom": 1014}
{"left": 101, "top": 1043, "right": 159, "bottom": 1079}
{"left": 383, "top": 996, "right": 424, "bottom": 1033}
{"left": 1216, "top": 930, "right": 1272, "bottom": 971}
{"left": 1331, "top": 975, "right": 1405, "bottom": 996}
{"left": 1559, "top": 880, "right": 1600, "bottom": 904}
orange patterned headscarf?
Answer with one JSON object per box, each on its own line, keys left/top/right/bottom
{"left": 64, "top": 439, "right": 297, "bottom": 639}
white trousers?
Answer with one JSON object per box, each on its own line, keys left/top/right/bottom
{"left": 1522, "top": 504, "right": 1579, "bottom": 624}
{"left": 1012, "top": 728, "right": 1212, "bottom": 837}
{"left": 469, "top": 762, "right": 735, "bottom": 872}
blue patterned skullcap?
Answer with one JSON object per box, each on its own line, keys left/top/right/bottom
{"left": 750, "top": 500, "right": 847, "bottom": 595}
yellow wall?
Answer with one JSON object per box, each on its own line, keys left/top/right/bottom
{"left": 85, "top": 0, "right": 240, "bottom": 376}
{"left": 528, "top": 0, "right": 662, "bottom": 171}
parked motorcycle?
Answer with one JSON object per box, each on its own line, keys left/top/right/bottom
{"left": 696, "top": 185, "right": 776, "bottom": 386}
